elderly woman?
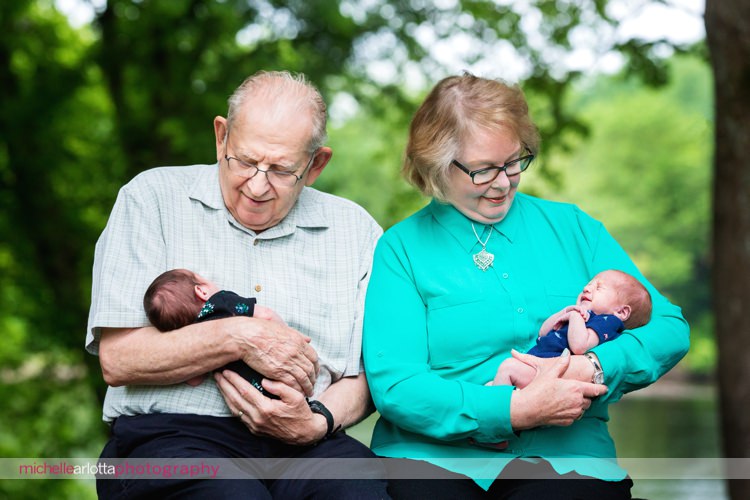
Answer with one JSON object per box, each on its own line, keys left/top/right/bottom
{"left": 363, "top": 73, "right": 689, "bottom": 498}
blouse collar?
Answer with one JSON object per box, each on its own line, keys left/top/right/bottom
{"left": 428, "top": 195, "right": 523, "bottom": 253}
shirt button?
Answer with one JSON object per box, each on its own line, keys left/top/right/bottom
{"left": 517, "top": 307, "right": 524, "bottom": 314}
{"left": 253, "top": 240, "right": 260, "bottom": 246}
{"left": 255, "top": 285, "right": 262, "bottom": 292}
{"left": 502, "top": 273, "right": 509, "bottom": 279}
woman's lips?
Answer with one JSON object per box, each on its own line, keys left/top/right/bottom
{"left": 483, "top": 194, "right": 507, "bottom": 204}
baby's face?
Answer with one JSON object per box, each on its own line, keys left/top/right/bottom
{"left": 576, "top": 271, "right": 624, "bottom": 315}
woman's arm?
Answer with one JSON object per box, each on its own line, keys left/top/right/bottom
{"left": 364, "top": 235, "right": 604, "bottom": 443}
{"left": 583, "top": 215, "right": 690, "bottom": 401}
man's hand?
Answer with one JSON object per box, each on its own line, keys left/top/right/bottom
{"left": 509, "top": 349, "right": 607, "bottom": 430}
{"left": 214, "top": 370, "right": 327, "bottom": 445}
{"left": 230, "top": 319, "right": 319, "bottom": 397}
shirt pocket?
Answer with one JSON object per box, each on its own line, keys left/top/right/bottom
{"left": 425, "top": 292, "right": 515, "bottom": 371}
{"left": 276, "top": 297, "right": 336, "bottom": 356}
{"left": 544, "top": 285, "right": 579, "bottom": 316}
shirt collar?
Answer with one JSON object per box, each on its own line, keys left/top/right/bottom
{"left": 428, "top": 194, "right": 523, "bottom": 253}
{"left": 188, "top": 163, "right": 225, "bottom": 210}
{"left": 281, "top": 187, "right": 329, "bottom": 230}
{"left": 188, "top": 163, "right": 329, "bottom": 237}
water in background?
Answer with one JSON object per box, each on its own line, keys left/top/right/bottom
{"left": 609, "top": 380, "right": 725, "bottom": 500}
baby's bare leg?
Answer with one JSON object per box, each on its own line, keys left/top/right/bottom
{"left": 493, "top": 357, "right": 538, "bottom": 389}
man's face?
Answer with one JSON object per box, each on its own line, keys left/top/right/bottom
{"left": 213, "top": 100, "right": 330, "bottom": 232}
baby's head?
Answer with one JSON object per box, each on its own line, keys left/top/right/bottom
{"left": 576, "top": 270, "right": 652, "bottom": 330}
{"left": 144, "top": 269, "right": 220, "bottom": 332}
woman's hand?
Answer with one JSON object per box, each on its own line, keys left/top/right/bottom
{"left": 509, "top": 349, "right": 607, "bottom": 430}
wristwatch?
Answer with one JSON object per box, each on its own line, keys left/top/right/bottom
{"left": 307, "top": 399, "right": 341, "bottom": 440}
{"left": 584, "top": 352, "right": 604, "bottom": 384}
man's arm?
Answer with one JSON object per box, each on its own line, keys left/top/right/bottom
{"left": 99, "top": 316, "right": 318, "bottom": 395}
{"left": 317, "top": 372, "right": 374, "bottom": 430}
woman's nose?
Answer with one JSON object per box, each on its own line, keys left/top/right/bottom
{"left": 489, "top": 170, "right": 511, "bottom": 189}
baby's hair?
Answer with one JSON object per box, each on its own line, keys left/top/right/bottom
{"left": 609, "top": 270, "right": 652, "bottom": 329}
{"left": 144, "top": 269, "right": 206, "bottom": 332}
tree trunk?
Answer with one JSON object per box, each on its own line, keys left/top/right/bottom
{"left": 705, "top": 0, "right": 750, "bottom": 498}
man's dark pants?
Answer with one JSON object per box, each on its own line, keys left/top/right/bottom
{"left": 97, "top": 413, "right": 389, "bottom": 499}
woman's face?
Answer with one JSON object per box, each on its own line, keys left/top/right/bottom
{"left": 443, "top": 127, "right": 523, "bottom": 224}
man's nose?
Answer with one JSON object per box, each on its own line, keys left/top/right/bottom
{"left": 246, "top": 170, "right": 271, "bottom": 195}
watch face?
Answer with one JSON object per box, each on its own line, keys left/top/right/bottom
{"left": 593, "top": 372, "right": 604, "bottom": 384}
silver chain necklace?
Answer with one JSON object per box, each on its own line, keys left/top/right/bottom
{"left": 471, "top": 223, "right": 494, "bottom": 271}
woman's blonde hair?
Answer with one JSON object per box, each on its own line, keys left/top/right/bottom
{"left": 403, "top": 73, "right": 540, "bottom": 200}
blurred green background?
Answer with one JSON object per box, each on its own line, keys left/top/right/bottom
{"left": 0, "top": 0, "right": 716, "bottom": 498}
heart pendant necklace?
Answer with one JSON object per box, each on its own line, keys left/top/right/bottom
{"left": 471, "top": 223, "right": 494, "bottom": 271}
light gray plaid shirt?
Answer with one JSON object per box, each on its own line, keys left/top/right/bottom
{"left": 86, "top": 164, "right": 382, "bottom": 422}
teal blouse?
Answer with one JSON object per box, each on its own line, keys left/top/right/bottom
{"left": 363, "top": 194, "right": 689, "bottom": 488}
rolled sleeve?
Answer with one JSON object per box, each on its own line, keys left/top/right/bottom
{"left": 86, "top": 182, "right": 165, "bottom": 354}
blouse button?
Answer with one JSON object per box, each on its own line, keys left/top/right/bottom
{"left": 255, "top": 285, "right": 262, "bottom": 292}
{"left": 517, "top": 307, "right": 524, "bottom": 314}
{"left": 502, "top": 273, "right": 509, "bottom": 279}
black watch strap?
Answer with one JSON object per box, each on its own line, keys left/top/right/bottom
{"left": 307, "top": 399, "right": 341, "bottom": 440}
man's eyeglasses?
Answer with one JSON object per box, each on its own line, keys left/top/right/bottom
{"left": 224, "top": 151, "right": 317, "bottom": 188}
{"left": 451, "top": 148, "right": 535, "bottom": 185}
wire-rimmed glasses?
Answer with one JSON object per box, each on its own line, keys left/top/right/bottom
{"left": 224, "top": 149, "right": 317, "bottom": 187}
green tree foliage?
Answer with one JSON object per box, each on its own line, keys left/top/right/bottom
{"left": 0, "top": 4, "right": 110, "bottom": 497}
{"left": 321, "top": 98, "right": 427, "bottom": 229}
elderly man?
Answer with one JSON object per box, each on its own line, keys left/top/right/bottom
{"left": 87, "top": 71, "right": 388, "bottom": 498}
